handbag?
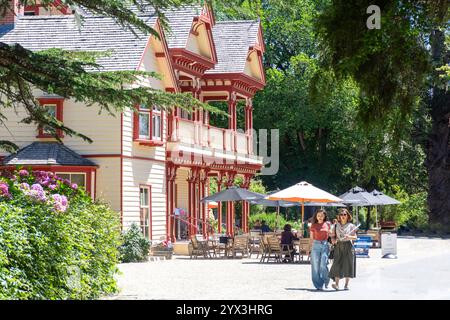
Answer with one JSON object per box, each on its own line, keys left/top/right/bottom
{"left": 329, "top": 243, "right": 335, "bottom": 259}
{"left": 328, "top": 222, "right": 335, "bottom": 259}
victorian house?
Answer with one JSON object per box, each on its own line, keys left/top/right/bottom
{"left": 0, "top": 1, "right": 266, "bottom": 241}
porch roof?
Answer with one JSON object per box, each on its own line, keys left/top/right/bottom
{"left": 2, "top": 142, "right": 97, "bottom": 167}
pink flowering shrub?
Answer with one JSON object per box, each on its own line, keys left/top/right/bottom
{"left": 0, "top": 169, "right": 121, "bottom": 299}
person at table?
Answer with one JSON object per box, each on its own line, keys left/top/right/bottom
{"left": 253, "top": 219, "right": 262, "bottom": 230}
{"left": 260, "top": 220, "right": 272, "bottom": 233}
{"left": 309, "top": 209, "right": 333, "bottom": 290}
{"left": 281, "top": 224, "right": 299, "bottom": 262}
{"left": 329, "top": 208, "right": 357, "bottom": 291}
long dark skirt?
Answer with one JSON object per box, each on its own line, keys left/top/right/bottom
{"left": 329, "top": 241, "right": 355, "bottom": 279}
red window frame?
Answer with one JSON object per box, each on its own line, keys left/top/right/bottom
{"left": 36, "top": 98, "right": 64, "bottom": 138}
{"left": 133, "top": 105, "right": 164, "bottom": 146}
{"left": 139, "top": 185, "right": 152, "bottom": 240}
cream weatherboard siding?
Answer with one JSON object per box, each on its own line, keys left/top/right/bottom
{"left": 120, "top": 34, "right": 171, "bottom": 240}
{"left": 94, "top": 157, "right": 121, "bottom": 212}
{"left": 121, "top": 158, "right": 167, "bottom": 240}
{"left": 175, "top": 168, "right": 190, "bottom": 211}
{"left": 0, "top": 96, "right": 121, "bottom": 157}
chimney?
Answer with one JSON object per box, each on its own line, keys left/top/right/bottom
{"left": 0, "top": 0, "right": 24, "bottom": 25}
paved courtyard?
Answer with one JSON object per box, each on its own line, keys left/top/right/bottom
{"left": 108, "top": 237, "right": 450, "bottom": 300}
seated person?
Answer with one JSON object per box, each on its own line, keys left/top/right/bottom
{"left": 252, "top": 219, "right": 262, "bottom": 230}
{"left": 260, "top": 220, "right": 272, "bottom": 233}
{"left": 281, "top": 224, "right": 299, "bottom": 261}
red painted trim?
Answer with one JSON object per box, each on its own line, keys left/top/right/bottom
{"left": 199, "top": 85, "right": 256, "bottom": 98}
{"left": 203, "top": 73, "right": 265, "bottom": 89}
{"left": 81, "top": 154, "right": 167, "bottom": 164}
{"left": 120, "top": 113, "right": 123, "bottom": 229}
{"left": 24, "top": 5, "right": 39, "bottom": 15}
{"left": 123, "top": 155, "right": 166, "bottom": 164}
{"left": 24, "top": 1, "right": 70, "bottom": 15}
{"left": 156, "top": 20, "right": 181, "bottom": 92}
{"left": 136, "top": 20, "right": 180, "bottom": 92}
{"left": 202, "top": 95, "right": 228, "bottom": 102}
{"left": 170, "top": 48, "right": 215, "bottom": 69}
{"left": 135, "top": 140, "right": 165, "bottom": 147}
{"left": 1, "top": 165, "right": 95, "bottom": 195}
{"left": 133, "top": 105, "right": 164, "bottom": 145}
{"left": 37, "top": 98, "right": 64, "bottom": 138}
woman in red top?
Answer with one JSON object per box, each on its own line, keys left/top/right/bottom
{"left": 309, "top": 209, "right": 332, "bottom": 290}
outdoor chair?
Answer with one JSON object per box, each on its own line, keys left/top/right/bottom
{"left": 190, "top": 235, "right": 217, "bottom": 259}
{"left": 231, "top": 235, "right": 249, "bottom": 258}
{"left": 190, "top": 235, "right": 207, "bottom": 259}
{"left": 267, "top": 236, "right": 294, "bottom": 263}
{"left": 249, "top": 230, "right": 262, "bottom": 258}
{"left": 297, "top": 238, "right": 311, "bottom": 262}
{"left": 266, "top": 236, "right": 284, "bottom": 263}
{"left": 259, "top": 235, "right": 269, "bottom": 262}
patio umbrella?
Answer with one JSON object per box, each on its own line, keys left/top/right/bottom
{"left": 371, "top": 190, "right": 400, "bottom": 205}
{"left": 303, "top": 202, "right": 347, "bottom": 207}
{"left": 200, "top": 186, "right": 265, "bottom": 202}
{"left": 267, "top": 181, "right": 342, "bottom": 223}
{"left": 207, "top": 201, "right": 218, "bottom": 209}
{"left": 201, "top": 187, "right": 265, "bottom": 235}
{"left": 370, "top": 190, "right": 401, "bottom": 228}
{"left": 339, "top": 186, "right": 383, "bottom": 227}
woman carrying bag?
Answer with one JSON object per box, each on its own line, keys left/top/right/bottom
{"left": 309, "top": 209, "right": 333, "bottom": 290}
{"left": 329, "top": 208, "right": 358, "bottom": 290}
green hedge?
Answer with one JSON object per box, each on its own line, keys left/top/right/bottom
{"left": 0, "top": 169, "right": 121, "bottom": 299}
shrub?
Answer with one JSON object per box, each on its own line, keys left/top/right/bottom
{"left": 249, "top": 212, "right": 301, "bottom": 231}
{"left": 0, "top": 169, "right": 121, "bottom": 299}
{"left": 119, "top": 223, "right": 151, "bottom": 263}
{"left": 382, "top": 191, "right": 428, "bottom": 231}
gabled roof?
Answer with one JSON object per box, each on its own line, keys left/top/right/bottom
{"left": 3, "top": 142, "right": 97, "bottom": 166}
{"left": 205, "top": 20, "right": 260, "bottom": 74}
{"left": 0, "top": 15, "right": 157, "bottom": 72}
{"left": 79, "top": 4, "right": 204, "bottom": 49}
{"left": 161, "top": 6, "right": 204, "bottom": 49}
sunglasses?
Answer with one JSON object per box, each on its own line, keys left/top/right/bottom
{"left": 339, "top": 214, "right": 348, "bottom": 217}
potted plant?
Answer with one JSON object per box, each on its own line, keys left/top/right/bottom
{"left": 151, "top": 239, "right": 174, "bottom": 260}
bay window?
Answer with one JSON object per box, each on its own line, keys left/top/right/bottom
{"left": 134, "top": 105, "right": 163, "bottom": 145}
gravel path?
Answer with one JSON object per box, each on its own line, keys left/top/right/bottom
{"left": 106, "top": 237, "right": 450, "bottom": 300}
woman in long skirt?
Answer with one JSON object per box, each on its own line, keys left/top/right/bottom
{"left": 329, "top": 208, "right": 357, "bottom": 290}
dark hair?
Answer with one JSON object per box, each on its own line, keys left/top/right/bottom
{"left": 312, "top": 209, "right": 328, "bottom": 223}
{"left": 338, "top": 208, "right": 353, "bottom": 223}
{"left": 261, "top": 220, "right": 266, "bottom": 225}
{"left": 283, "top": 224, "right": 292, "bottom": 232}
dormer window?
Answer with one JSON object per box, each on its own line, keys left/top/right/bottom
{"left": 36, "top": 98, "right": 64, "bottom": 138}
{"left": 133, "top": 105, "right": 164, "bottom": 146}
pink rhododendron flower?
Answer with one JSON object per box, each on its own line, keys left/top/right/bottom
{"left": 19, "top": 169, "right": 29, "bottom": 176}
{"left": 71, "top": 183, "right": 78, "bottom": 190}
{"left": 0, "top": 183, "right": 11, "bottom": 198}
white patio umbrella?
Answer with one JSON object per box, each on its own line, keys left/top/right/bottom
{"left": 266, "top": 181, "right": 342, "bottom": 223}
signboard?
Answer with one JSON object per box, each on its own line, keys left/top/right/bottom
{"left": 354, "top": 235, "right": 372, "bottom": 258}
{"left": 381, "top": 232, "right": 397, "bottom": 257}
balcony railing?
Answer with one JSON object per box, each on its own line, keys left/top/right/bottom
{"left": 169, "top": 117, "right": 253, "bottom": 155}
